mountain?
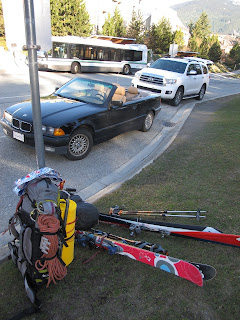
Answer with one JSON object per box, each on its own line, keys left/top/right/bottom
{"left": 171, "top": 0, "right": 240, "bottom": 35}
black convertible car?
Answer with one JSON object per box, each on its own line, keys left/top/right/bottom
{"left": 1, "top": 78, "right": 161, "bottom": 160}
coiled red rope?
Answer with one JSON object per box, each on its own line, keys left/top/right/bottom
{"left": 35, "top": 214, "right": 67, "bottom": 287}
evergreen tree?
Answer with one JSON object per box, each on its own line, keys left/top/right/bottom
{"left": 208, "top": 41, "right": 222, "bottom": 62}
{"left": 101, "top": 7, "right": 126, "bottom": 37}
{"left": 145, "top": 23, "right": 158, "bottom": 52}
{"left": 229, "top": 42, "right": 240, "bottom": 65}
{"left": 199, "top": 37, "right": 209, "bottom": 58}
{"left": 126, "top": 9, "right": 145, "bottom": 43}
{"left": 154, "top": 17, "right": 173, "bottom": 54}
{"left": 188, "top": 12, "right": 212, "bottom": 56}
{"left": 0, "top": 1, "right": 5, "bottom": 37}
{"left": 193, "top": 12, "right": 211, "bottom": 40}
{"left": 50, "top": 0, "right": 92, "bottom": 36}
{"left": 172, "top": 30, "right": 185, "bottom": 51}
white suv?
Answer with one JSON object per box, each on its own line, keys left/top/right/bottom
{"left": 131, "top": 57, "right": 210, "bottom": 106}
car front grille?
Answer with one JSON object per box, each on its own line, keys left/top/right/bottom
{"left": 140, "top": 74, "right": 164, "bottom": 85}
{"left": 12, "top": 118, "right": 32, "bottom": 132}
{"left": 137, "top": 86, "right": 161, "bottom": 94}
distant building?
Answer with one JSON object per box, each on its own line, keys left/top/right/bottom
{"left": 218, "top": 34, "right": 240, "bottom": 54}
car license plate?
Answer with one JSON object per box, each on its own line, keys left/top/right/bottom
{"left": 13, "top": 131, "right": 24, "bottom": 142}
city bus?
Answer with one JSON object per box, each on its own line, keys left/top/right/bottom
{"left": 37, "top": 35, "right": 148, "bottom": 75}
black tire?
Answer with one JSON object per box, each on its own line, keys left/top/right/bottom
{"left": 66, "top": 128, "right": 93, "bottom": 160}
{"left": 171, "top": 87, "right": 183, "bottom": 106}
{"left": 123, "top": 64, "right": 131, "bottom": 75}
{"left": 196, "top": 84, "right": 206, "bottom": 100}
{"left": 141, "top": 111, "right": 154, "bottom": 132}
{"left": 71, "top": 62, "right": 81, "bottom": 74}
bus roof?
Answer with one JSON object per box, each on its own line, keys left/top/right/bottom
{"left": 51, "top": 36, "right": 147, "bottom": 50}
{"left": 89, "top": 35, "right": 136, "bottom": 44}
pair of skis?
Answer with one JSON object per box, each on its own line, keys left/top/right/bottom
{"left": 75, "top": 229, "right": 216, "bottom": 287}
{"left": 99, "top": 213, "right": 240, "bottom": 248}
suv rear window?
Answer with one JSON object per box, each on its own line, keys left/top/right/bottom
{"left": 151, "top": 59, "right": 187, "bottom": 74}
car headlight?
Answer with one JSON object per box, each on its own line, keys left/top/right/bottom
{"left": 42, "top": 125, "right": 65, "bottom": 136}
{"left": 3, "top": 111, "right": 13, "bottom": 124}
{"left": 135, "top": 71, "right": 141, "bottom": 79}
{"left": 165, "top": 79, "right": 177, "bottom": 85}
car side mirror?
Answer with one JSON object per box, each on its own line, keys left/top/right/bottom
{"left": 188, "top": 70, "right": 197, "bottom": 76}
{"left": 111, "top": 100, "right": 123, "bottom": 108}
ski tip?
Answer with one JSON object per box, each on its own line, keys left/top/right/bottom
{"left": 190, "top": 262, "right": 217, "bottom": 281}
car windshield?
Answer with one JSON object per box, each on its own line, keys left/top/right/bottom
{"left": 55, "top": 78, "right": 113, "bottom": 105}
{"left": 150, "top": 59, "right": 187, "bottom": 74}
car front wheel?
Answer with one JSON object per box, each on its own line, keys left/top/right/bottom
{"left": 66, "top": 128, "right": 93, "bottom": 160}
{"left": 196, "top": 84, "right": 206, "bottom": 100}
{"left": 141, "top": 111, "right": 154, "bottom": 132}
{"left": 171, "top": 87, "right": 183, "bottom": 106}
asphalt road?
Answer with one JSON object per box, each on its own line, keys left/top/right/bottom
{"left": 1, "top": 57, "right": 240, "bottom": 246}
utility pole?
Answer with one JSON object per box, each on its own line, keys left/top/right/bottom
{"left": 23, "top": 0, "right": 45, "bottom": 168}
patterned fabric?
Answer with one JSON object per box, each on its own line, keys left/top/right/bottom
{"left": 14, "top": 167, "right": 62, "bottom": 196}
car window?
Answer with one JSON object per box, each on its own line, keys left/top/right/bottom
{"left": 202, "top": 65, "right": 208, "bottom": 74}
{"left": 195, "top": 64, "right": 202, "bottom": 74}
{"left": 150, "top": 59, "right": 187, "bottom": 74}
{"left": 187, "top": 63, "right": 202, "bottom": 75}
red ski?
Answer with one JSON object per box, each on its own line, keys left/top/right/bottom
{"left": 99, "top": 213, "right": 240, "bottom": 248}
{"left": 76, "top": 230, "right": 216, "bottom": 287}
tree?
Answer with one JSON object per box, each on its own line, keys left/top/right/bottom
{"left": 193, "top": 12, "right": 211, "bottom": 40}
{"left": 0, "top": 1, "right": 5, "bottom": 37}
{"left": 188, "top": 12, "right": 212, "bottom": 56}
{"left": 101, "top": 7, "right": 126, "bottom": 37}
{"left": 126, "top": 9, "right": 145, "bottom": 43}
{"left": 50, "top": 0, "right": 92, "bottom": 36}
{"left": 145, "top": 23, "right": 158, "bottom": 52}
{"left": 208, "top": 41, "right": 222, "bottom": 62}
{"left": 153, "top": 17, "right": 173, "bottom": 54}
{"left": 229, "top": 42, "right": 240, "bottom": 65}
{"left": 172, "top": 30, "right": 185, "bottom": 51}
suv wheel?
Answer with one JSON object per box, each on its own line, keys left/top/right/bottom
{"left": 171, "top": 87, "right": 183, "bottom": 106}
{"left": 196, "top": 85, "right": 206, "bottom": 100}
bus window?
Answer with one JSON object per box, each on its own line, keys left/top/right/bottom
{"left": 98, "top": 48, "right": 109, "bottom": 61}
{"left": 84, "top": 46, "right": 97, "bottom": 60}
{"left": 70, "top": 44, "right": 83, "bottom": 59}
{"left": 133, "top": 50, "right": 142, "bottom": 61}
{"left": 52, "top": 42, "right": 68, "bottom": 58}
{"left": 124, "top": 50, "right": 134, "bottom": 61}
{"left": 124, "top": 50, "right": 142, "bottom": 61}
{"left": 110, "top": 49, "right": 122, "bottom": 62}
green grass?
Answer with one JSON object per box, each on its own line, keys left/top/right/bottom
{"left": 1, "top": 96, "right": 240, "bottom": 320}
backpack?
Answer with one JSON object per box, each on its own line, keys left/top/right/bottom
{"left": 8, "top": 168, "right": 76, "bottom": 310}
{"left": 8, "top": 167, "right": 99, "bottom": 318}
